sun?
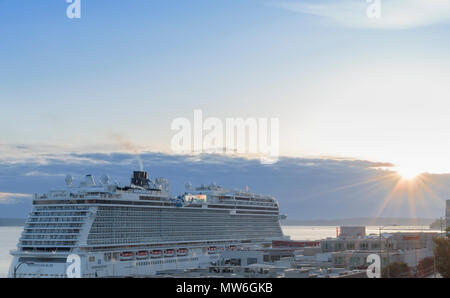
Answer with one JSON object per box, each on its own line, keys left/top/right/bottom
{"left": 395, "top": 166, "right": 422, "bottom": 180}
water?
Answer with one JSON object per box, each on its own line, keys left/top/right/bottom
{"left": 0, "top": 226, "right": 21, "bottom": 277}
{"left": 0, "top": 225, "right": 436, "bottom": 277}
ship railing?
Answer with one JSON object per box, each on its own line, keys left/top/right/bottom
{"left": 21, "top": 232, "right": 81, "bottom": 237}
{"left": 34, "top": 194, "right": 48, "bottom": 200}
{"left": 19, "top": 237, "right": 79, "bottom": 243}
{"left": 28, "top": 214, "right": 88, "bottom": 218}
{"left": 28, "top": 219, "right": 84, "bottom": 225}
{"left": 12, "top": 248, "right": 74, "bottom": 255}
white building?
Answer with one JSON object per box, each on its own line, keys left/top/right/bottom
{"left": 321, "top": 231, "right": 437, "bottom": 253}
{"left": 332, "top": 248, "right": 433, "bottom": 270}
{"left": 339, "top": 226, "right": 366, "bottom": 238}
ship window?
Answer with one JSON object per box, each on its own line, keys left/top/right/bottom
{"left": 89, "top": 256, "right": 95, "bottom": 262}
{"left": 104, "top": 253, "right": 112, "bottom": 262}
{"left": 247, "top": 258, "right": 257, "bottom": 265}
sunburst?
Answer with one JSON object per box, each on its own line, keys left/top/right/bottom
{"left": 395, "top": 166, "right": 422, "bottom": 180}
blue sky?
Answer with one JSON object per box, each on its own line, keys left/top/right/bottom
{"left": 1, "top": 1, "right": 450, "bottom": 218}
{"left": 1, "top": 1, "right": 449, "bottom": 169}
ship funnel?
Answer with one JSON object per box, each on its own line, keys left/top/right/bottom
{"left": 131, "top": 171, "right": 149, "bottom": 188}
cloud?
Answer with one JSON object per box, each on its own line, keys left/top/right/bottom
{"left": 24, "top": 171, "right": 66, "bottom": 177}
{"left": 0, "top": 149, "right": 448, "bottom": 219}
{"left": 0, "top": 192, "right": 32, "bottom": 204}
{"left": 274, "top": 0, "right": 450, "bottom": 29}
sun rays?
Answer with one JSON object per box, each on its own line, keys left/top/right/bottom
{"left": 369, "top": 171, "right": 445, "bottom": 226}
{"left": 292, "top": 164, "right": 445, "bottom": 223}
{"left": 299, "top": 165, "right": 445, "bottom": 225}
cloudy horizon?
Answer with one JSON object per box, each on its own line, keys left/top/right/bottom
{"left": 0, "top": 150, "right": 448, "bottom": 221}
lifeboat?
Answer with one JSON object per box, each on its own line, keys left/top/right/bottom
{"left": 176, "top": 248, "right": 188, "bottom": 256}
{"left": 136, "top": 251, "right": 149, "bottom": 259}
{"left": 151, "top": 250, "right": 163, "bottom": 258}
{"left": 207, "top": 246, "right": 217, "bottom": 254}
{"left": 164, "top": 249, "right": 175, "bottom": 257}
{"left": 228, "top": 245, "right": 236, "bottom": 251}
{"left": 119, "top": 252, "right": 134, "bottom": 261}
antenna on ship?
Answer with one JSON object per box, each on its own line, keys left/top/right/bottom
{"left": 65, "top": 175, "right": 73, "bottom": 187}
{"left": 100, "top": 174, "right": 110, "bottom": 185}
{"left": 155, "top": 177, "right": 169, "bottom": 192}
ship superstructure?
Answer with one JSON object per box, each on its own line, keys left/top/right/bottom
{"left": 9, "top": 171, "right": 285, "bottom": 278}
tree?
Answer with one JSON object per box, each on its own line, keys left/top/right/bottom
{"left": 382, "top": 262, "right": 411, "bottom": 278}
{"left": 433, "top": 227, "right": 450, "bottom": 278}
{"left": 429, "top": 218, "right": 444, "bottom": 230}
{"left": 417, "top": 257, "right": 434, "bottom": 277}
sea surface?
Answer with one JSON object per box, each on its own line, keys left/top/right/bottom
{"left": 0, "top": 226, "right": 22, "bottom": 277}
{"left": 0, "top": 225, "right": 436, "bottom": 277}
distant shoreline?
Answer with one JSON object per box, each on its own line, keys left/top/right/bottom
{"left": 0, "top": 218, "right": 26, "bottom": 227}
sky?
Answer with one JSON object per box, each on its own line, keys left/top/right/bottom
{"left": 0, "top": 1, "right": 449, "bottom": 218}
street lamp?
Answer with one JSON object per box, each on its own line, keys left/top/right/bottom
{"left": 13, "top": 261, "right": 34, "bottom": 278}
{"left": 434, "top": 217, "right": 443, "bottom": 278}
{"left": 379, "top": 225, "right": 394, "bottom": 278}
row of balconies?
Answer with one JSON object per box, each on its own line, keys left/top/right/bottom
{"left": 26, "top": 224, "right": 83, "bottom": 228}
{"left": 87, "top": 230, "right": 280, "bottom": 240}
{"left": 28, "top": 217, "right": 86, "bottom": 223}
{"left": 19, "top": 240, "right": 77, "bottom": 246}
{"left": 31, "top": 212, "right": 88, "bottom": 217}
{"left": 20, "top": 234, "right": 79, "bottom": 240}
{"left": 34, "top": 207, "right": 90, "bottom": 211}
{"left": 22, "top": 231, "right": 80, "bottom": 236}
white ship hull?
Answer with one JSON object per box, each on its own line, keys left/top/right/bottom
{"left": 9, "top": 248, "right": 221, "bottom": 278}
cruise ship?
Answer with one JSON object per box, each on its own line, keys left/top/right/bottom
{"left": 9, "top": 171, "right": 286, "bottom": 277}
